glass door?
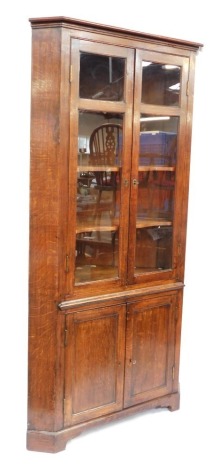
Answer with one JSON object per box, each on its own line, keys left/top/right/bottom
{"left": 128, "top": 50, "right": 189, "bottom": 283}
{"left": 68, "top": 39, "right": 134, "bottom": 293}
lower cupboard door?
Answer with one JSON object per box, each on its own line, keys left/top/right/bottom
{"left": 64, "top": 304, "right": 126, "bottom": 426}
{"left": 124, "top": 293, "right": 176, "bottom": 408}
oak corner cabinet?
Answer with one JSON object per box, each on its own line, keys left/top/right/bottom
{"left": 27, "top": 16, "right": 202, "bottom": 453}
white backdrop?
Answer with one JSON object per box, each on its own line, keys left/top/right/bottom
{"left": 1, "top": 1, "right": 211, "bottom": 468}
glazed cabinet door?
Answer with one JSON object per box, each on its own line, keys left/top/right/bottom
{"left": 67, "top": 39, "right": 134, "bottom": 296}
{"left": 128, "top": 50, "right": 190, "bottom": 285}
{"left": 124, "top": 292, "right": 177, "bottom": 407}
{"left": 64, "top": 304, "right": 126, "bottom": 426}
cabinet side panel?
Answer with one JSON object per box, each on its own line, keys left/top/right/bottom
{"left": 177, "top": 52, "right": 197, "bottom": 281}
{"left": 28, "top": 27, "right": 62, "bottom": 430}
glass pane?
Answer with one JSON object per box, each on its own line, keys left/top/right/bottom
{"left": 79, "top": 52, "right": 125, "bottom": 101}
{"left": 75, "top": 111, "right": 123, "bottom": 284}
{"left": 135, "top": 114, "right": 179, "bottom": 274}
{"left": 139, "top": 115, "right": 178, "bottom": 166}
{"left": 135, "top": 227, "right": 172, "bottom": 272}
{"left": 142, "top": 61, "right": 181, "bottom": 106}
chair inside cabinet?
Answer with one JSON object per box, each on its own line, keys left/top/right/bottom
{"left": 89, "top": 123, "right": 122, "bottom": 216}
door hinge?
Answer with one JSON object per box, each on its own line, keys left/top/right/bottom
{"left": 186, "top": 80, "right": 189, "bottom": 96}
{"left": 172, "top": 365, "right": 175, "bottom": 380}
{"left": 65, "top": 254, "right": 69, "bottom": 273}
{"left": 175, "top": 305, "right": 178, "bottom": 322}
{"left": 63, "top": 397, "right": 66, "bottom": 413}
{"left": 177, "top": 242, "right": 181, "bottom": 257}
{"left": 64, "top": 328, "right": 68, "bottom": 347}
{"left": 69, "top": 65, "right": 72, "bottom": 83}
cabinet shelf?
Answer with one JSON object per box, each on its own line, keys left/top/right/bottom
{"left": 76, "top": 217, "right": 171, "bottom": 234}
{"left": 138, "top": 166, "right": 175, "bottom": 172}
{"left": 136, "top": 218, "right": 172, "bottom": 228}
{"left": 78, "top": 165, "right": 175, "bottom": 173}
{"left": 78, "top": 165, "right": 120, "bottom": 172}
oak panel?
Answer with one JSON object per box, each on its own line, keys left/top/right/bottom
{"left": 28, "top": 27, "right": 62, "bottom": 430}
{"left": 64, "top": 304, "right": 126, "bottom": 425}
{"left": 124, "top": 293, "right": 176, "bottom": 407}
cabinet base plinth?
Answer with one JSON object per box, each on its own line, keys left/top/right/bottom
{"left": 27, "top": 391, "right": 180, "bottom": 453}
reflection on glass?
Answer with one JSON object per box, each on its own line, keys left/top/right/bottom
{"left": 135, "top": 114, "right": 179, "bottom": 274}
{"left": 75, "top": 231, "right": 119, "bottom": 283}
{"left": 80, "top": 52, "right": 125, "bottom": 101}
{"left": 142, "top": 61, "right": 181, "bottom": 106}
{"left": 139, "top": 115, "right": 178, "bottom": 167}
{"left": 75, "top": 111, "right": 123, "bottom": 284}
{"left": 135, "top": 227, "right": 172, "bottom": 272}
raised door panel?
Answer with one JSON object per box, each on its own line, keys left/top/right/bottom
{"left": 64, "top": 304, "right": 126, "bottom": 426}
{"left": 124, "top": 293, "right": 176, "bottom": 408}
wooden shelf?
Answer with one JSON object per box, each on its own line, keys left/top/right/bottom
{"left": 138, "top": 166, "right": 175, "bottom": 172}
{"left": 76, "top": 217, "right": 172, "bottom": 233}
{"left": 78, "top": 165, "right": 120, "bottom": 172}
{"left": 78, "top": 165, "right": 174, "bottom": 173}
{"left": 136, "top": 218, "right": 172, "bottom": 228}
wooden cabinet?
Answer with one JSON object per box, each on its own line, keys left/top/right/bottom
{"left": 27, "top": 16, "right": 202, "bottom": 452}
